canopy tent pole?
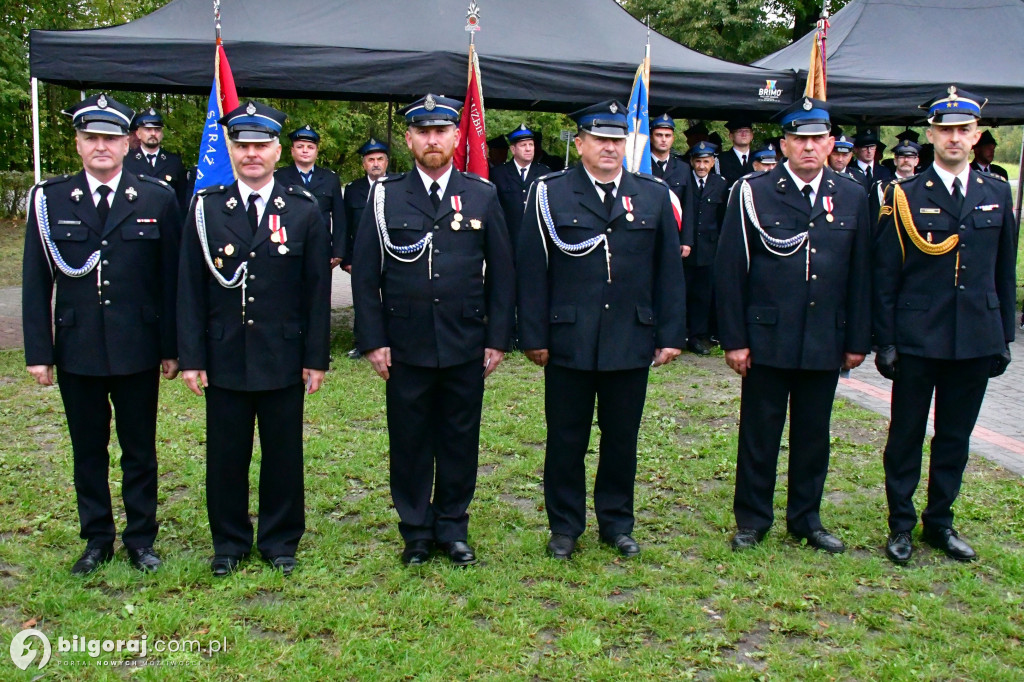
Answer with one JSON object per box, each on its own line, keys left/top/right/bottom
{"left": 386, "top": 101, "right": 393, "bottom": 173}
{"left": 1015, "top": 127, "right": 1023, "bottom": 228}
{"left": 31, "top": 77, "right": 41, "bottom": 183}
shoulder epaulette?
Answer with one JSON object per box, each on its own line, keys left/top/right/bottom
{"left": 977, "top": 169, "right": 1007, "bottom": 182}
{"left": 741, "top": 170, "right": 769, "bottom": 181}
{"left": 381, "top": 172, "right": 406, "bottom": 184}
{"left": 538, "top": 168, "right": 571, "bottom": 182}
{"left": 36, "top": 174, "right": 72, "bottom": 189}
{"left": 137, "top": 174, "right": 174, "bottom": 193}
{"left": 834, "top": 171, "right": 864, "bottom": 186}
{"left": 197, "top": 184, "right": 228, "bottom": 196}
{"left": 671, "top": 151, "right": 689, "bottom": 162}
{"left": 890, "top": 174, "right": 916, "bottom": 185}
{"left": 286, "top": 186, "right": 317, "bottom": 202}
{"left": 635, "top": 172, "right": 665, "bottom": 184}
{"left": 463, "top": 172, "right": 494, "bottom": 187}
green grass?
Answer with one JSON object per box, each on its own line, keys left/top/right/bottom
{"left": 0, "top": 219, "right": 24, "bottom": 288}
{"left": 1, "top": 319, "right": 1023, "bottom": 680}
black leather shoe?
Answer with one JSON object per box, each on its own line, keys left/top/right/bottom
{"left": 266, "top": 555, "right": 297, "bottom": 576}
{"left": 440, "top": 541, "right": 478, "bottom": 566}
{"left": 730, "top": 528, "right": 766, "bottom": 551}
{"left": 602, "top": 533, "right": 641, "bottom": 558}
{"left": 401, "top": 539, "right": 433, "bottom": 566}
{"left": 346, "top": 348, "right": 362, "bottom": 359}
{"left": 923, "top": 527, "right": 976, "bottom": 562}
{"left": 71, "top": 546, "right": 113, "bottom": 576}
{"left": 796, "top": 528, "right": 846, "bottom": 554}
{"left": 126, "top": 547, "right": 162, "bottom": 573}
{"left": 885, "top": 531, "right": 913, "bottom": 564}
{"left": 546, "top": 533, "right": 576, "bottom": 560}
{"left": 211, "top": 555, "right": 244, "bottom": 577}
{"left": 687, "top": 338, "right": 711, "bottom": 355}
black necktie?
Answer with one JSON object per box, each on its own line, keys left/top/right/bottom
{"left": 655, "top": 160, "right": 667, "bottom": 177}
{"left": 429, "top": 181, "right": 441, "bottom": 212}
{"left": 95, "top": 185, "right": 111, "bottom": 225}
{"left": 865, "top": 165, "right": 872, "bottom": 182}
{"left": 300, "top": 170, "right": 312, "bottom": 185}
{"left": 951, "top": 177, "right": 964, "bottom": 214}
{"left": 519, "top": 167, "right": 527, "bottom": 182}
{"left": 596, "top": 181, "right": 616, "bottom": 215}
{"left": 698, "top": 178, "right": 705, "bottom": 193}
{"left": 801, "top": 184, "right": 814, "bottom": 208}
{"left": 147, "top": 154, "right": 157, "bottom": 167}
{"left": 247, "top": 193, "right": 260, "bottom": 235}
{"left": 741, "top": 154, "right": 747, "bottom": 166}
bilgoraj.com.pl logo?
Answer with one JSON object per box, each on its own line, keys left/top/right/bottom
{"left": 9, "top": 629, "right": 51, "bottom": 670}
{"left": 8, "top": 628, "right": 227, "bottom": 669}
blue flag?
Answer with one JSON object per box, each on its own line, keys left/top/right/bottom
{"left": 193, "top": 45, "right": 237, "bottom": 193}
{"left": 624, "top": 50, "right": 651, "bottom": 174}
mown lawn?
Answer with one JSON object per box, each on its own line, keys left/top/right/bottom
{"left": 0, "top": 313, "right": 1022, "bottom": 680}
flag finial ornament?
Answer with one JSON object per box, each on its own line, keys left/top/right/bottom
{"left": 465, "top": 1, "right": 481, "bottom": 32}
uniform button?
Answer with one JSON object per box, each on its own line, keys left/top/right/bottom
{"left": 138, "top": 231, "right": 144, "bottom": 236}
{"left": 102, "top": 260, "right": 109, "bottom": 266}
{"left": 249, "top": 275, "right": 256, "bottom": 280}
{"left": 960, "top": 265, "right": 967, "bottom": 270}
{"left": 959, "top": 225, "right": 966, "bottom": 231}
{"left": 959, "top": 285, "right": 965, "bottom": 290}
{"left": 811, "top": 274, "right": 817, "bottom": 280}
{"left": 809, "top": 222, "right": 814, "bottom": 228}
{"left": 810, "top": 248, "right": 817, "bottom": 254}
{"left": 604, "top": 304, "right": 610, "bottom": 310}
{"left": 103, "top": 299, "right": 111, "bottom": 306}
{"left": 248, "top": 296, "right": 255, "bottom": 302}
{"left": 433, "top": 298, "right": 440, "bottom": 304}
{"left": 103, "top": 280, "right": 110, "bottom": 286}
{"left": 606, "top": 228, "right": 612, "bottom": 234}
{"left": 809, "top": 301, "right": 816, "bottom": 307}
{"left": 247, "top": 319, "right": 254, "bottom": 326}
{"left": 434, "top": 225, "right": 440, "bottom": 231}
{"left": 434, "top": 249, "right": 440, "bottom": 255}
{"left": 101, "top": 240, "right": 108, "bottom": 246}
{"left": 433, "top": 273, "right": 439, "bottom": 279}
{"left": 250, "top": 252, "right": 256, "bottom": 258}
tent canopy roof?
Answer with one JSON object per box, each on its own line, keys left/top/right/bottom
{"left": 754, "top": 0, "right": 1024, "bottom": 125}
{"left": 31, "top": 0, "right": 796, "bottom": 118}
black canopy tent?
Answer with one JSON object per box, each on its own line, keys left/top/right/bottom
{"left": 753, "top": 0, "right": 1024, "bottom": 126}
{"left": 29, "top": 0, "right": 796, "bottom": 117}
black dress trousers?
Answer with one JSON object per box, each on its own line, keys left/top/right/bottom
{"left": 883, "top": 354, "right": 991, "bottom": 534}
{"left": 684, "top": 264, "right": 713, "bottom": 338}
{"left": 733, "top": 365, "right": 840, "bottom": 536}
{"left": 58, "top": 368, "right": 160, "bottom": 550}
{"left": 385, "top": 359, "right": 485, "bottom": 543}
{"left": 205, "top": 384, "right": 306, "bottom": 559}
{"left": 543, "top": 364, "right": 650, "bottom": 539}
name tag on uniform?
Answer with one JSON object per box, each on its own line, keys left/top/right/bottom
{"left": 136, "top": 218, "right": 159, "bottom": 223}
{"left": 977, "top": 204, "right": 1000, "bottom": 211}
{"left": 919, "top": 208, "right": 942, "bottom": 214}
{"left": 57, "top": 219, "right": 81, "bottom": 225}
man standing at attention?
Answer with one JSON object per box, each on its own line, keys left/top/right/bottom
{"left": 716, "top": 98, "right": 871, "bottom": 554}
{"left": 351, "top": 95, "right": 515, "bottom": 567}
{"left": 23, "top": 94, "right": 181, "bottom": 575}
{"left": 873, "top": 87, "right": 1016, "bottom": 564}
{"left": 517, "top": 101, "right": 686, "bottom": 561}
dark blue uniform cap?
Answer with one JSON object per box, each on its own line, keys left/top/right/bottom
{"left": 62, "top": 93, "right": 134, "bottom": 136}
{"left": 832, "top": 135, "right": 854, "bottom": 151}
{"left": 358, "top": 138, "right": 390, "bottom": 156}
{"left": 921, "top": 85, "right": 986, "bottom": 126}
{"left": 133, "top": 108, "right": 164, "bottom": 130}
{"left": 650, "top": 113, "right": 675, "bottom": 130}
{"left": 725, "top": 118, "right": 753, "bottom": 131}
{"left": 752, "top": 144, "right": 777, "bottom": 162}
{"left": 893, "top": 139, "right": 922, "bottom": 156}
{"left": 895, "top": 128, "right": 920, "bottom": 143}
{"left": 288, "top": 125, "right": 320, "bottom": 144}
{"left": 507, "top": 124, "right": 535, "bottom": 143}
{"left": 684, "top": 121, "right": 708, "bottom": 136}
{"left": 570, "top": 100, "right": 628, "bottom": 139}
{"left": 853, "top": 129, "right": 880, "bottom": 147}
{"left": 975, "top": 130, "right": 997, "bottom": 147}
{"left": 772, "top": 97, "right": 831, "bottom": 136}
{"left": 218, "top": 100, "right": 287, "bottom": 141}
{"left": 399, "top": 94, "right": 462, "bottom": 127}
{"left": 689, "top": 140, "right": 719, "bottom": 158}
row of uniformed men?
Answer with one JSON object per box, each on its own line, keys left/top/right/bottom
{"left": 23, "top": 84, "right": 1016, "bottom": 578}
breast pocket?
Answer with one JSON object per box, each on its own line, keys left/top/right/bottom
{"left": 759, "top": 213, "right": 801, "bottom": 232}
{"left": 53, "top": 225, "right": 89, "bottom": 242}
{"left": 387, "top": 214, "right": 428, "bottom": 232}
{"left": 269, "top": 240, "right": 304, "bottom": 257}
{"left": 122, "top": 223, "right": 161, "bottom": 240}
{"left": 624, "top": 213, "right": 656, "bottom": 231}
{"left": 972, "top": 211, "right": 1003, "bottom": 229}
{"left": 828, "top": 214, "right": 857, "bottom": 230}
{"left": 553, "top": 213, "right": 600, "bottom": 243}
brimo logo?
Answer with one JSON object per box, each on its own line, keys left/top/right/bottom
{"left": 9, "top": 629, "right": 51, "bottom": 670}
{"left": 759, "top": 79, "right": 784, "bottom": 102}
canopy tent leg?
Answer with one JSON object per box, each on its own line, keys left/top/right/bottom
{"left": 1015, "top": 127, "right": 1023, "bottom": 230}
{"left": 386, "top": 101, "right": 393, "bottom": 173}
{"left": 31, "top": 77, "right": 41, "bottom": 184}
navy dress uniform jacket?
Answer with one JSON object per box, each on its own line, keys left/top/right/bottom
{"left": 341, "top": 175, "right": 372, "bottom": 268}
{"left": 275, "top": 165, "right": 347, "bottom": 260}
{"left": 23, "top": 171, "right": 181, "bottom": 375}
{"left": 847, "top": 162, "right": 893, "bottom": 193}
{"left": 124, "top": 149, "right": 189, "bottom": 213}
{"left": 517, "top": 165, "right": 687, "bottom": 370}
{"left": 715, "top": 165, "right": 872, "bottom": 370}
{"left": 351, "top": 170, "right": 516, "bottom": 368}
{"left": 970, "top": 161, "right": 1009, "bottom": 181}
{"left": 490, "top": 160, "right": 551, "bottom": 248}
{"left": 873, "top": 166, "right": 1017, "bottom": 359}
{"left": 177, "top": 181, "right": 332, "bottom": 391}
{"left": 683, "top": 172, "right": 729, "bottom": 267}
{"left": 717, "top": 150, "right": 755, "bottom": 188}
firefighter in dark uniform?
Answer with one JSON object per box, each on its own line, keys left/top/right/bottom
{"left": 751, "top": 144, "right": 778, "bottom": 172}
{"left": 178, "top": 101, "right": 332, "bottom": 577}
{"left": 351, "top": 95, "right": 515, "bottom": 568}
{"left": 718, "top": 118, "right": 756, "bottom": 187}
{"left": 827, "top": 133, "right": 855, "bottom": 175}
{"left": 341, "top": 138, "right": 390, "bottom": 359}
{"left": 123, "top": 108, "right": 189, "bottom": 214}
{"left": 881, "top": 129, "right": 920, "bottom": 175}
{"left": 275, "top": 125, "right": 346, "bottom": 267}
{"left": 649, "top": 114, "right": 695, "bottom": 254}
{"left": 22, "top": 94, "right": 181, "bottom": 575}
{"left": 970, "top": 130, "right": 1009, "bottom": 180}
{"left": 869, "top": 139, "right": 920, "bottom": 239}
{"left": 517, "top": 101, "right": 687, "bottom": 561}
{"left": 683, "top": 141, "right": 728, "bottom": 355}
{"left": 847, "top": 129, "right": 893, "bottom": 193}
{"left": 873, "top": 87, "right": 1017, "bottom": 564}
{"left": 716, "top": 97, "right": 872, "bottom": 554}
{"left": 490, "top": 124, "right": 551, "bottom": 249}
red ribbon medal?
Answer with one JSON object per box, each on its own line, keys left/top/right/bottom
{"left": 269, "top": 215, "right": 289, "bottom": 253}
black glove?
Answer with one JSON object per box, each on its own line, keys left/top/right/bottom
{"left": 875, "top": 345, "right": 899, "bottom": 380}
{"left": 990, "top": 345, "right": 1011, "bottom": 378}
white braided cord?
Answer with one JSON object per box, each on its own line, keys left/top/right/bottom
{"left": 537, "top": 180, "right": 612, "bottom": 282}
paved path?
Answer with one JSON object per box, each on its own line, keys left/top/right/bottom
{"left": 3, "top": 275, "right": 1022, "bottom": 475}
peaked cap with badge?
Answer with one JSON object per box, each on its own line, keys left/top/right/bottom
{"left": 398, "top": 94, "right": 462, "bottom": 127}
{"left": 287, "top": 125, "right": 320, "bottom": 144}
{"left": 63, "top": 93, "right": 134, "bottom": 136}
{"left": 218, "top": 100, "right": 287, "bottom": 141}
{"left": 570, "top": 100, "right": 628, "bottom": 139}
